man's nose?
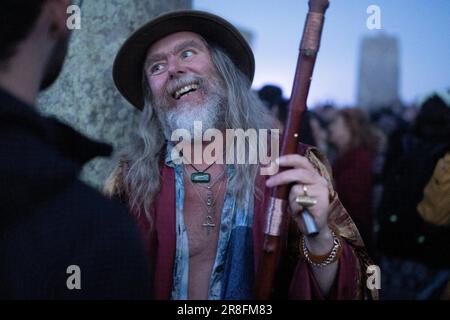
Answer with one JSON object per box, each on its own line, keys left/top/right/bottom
{"left": 167, "top": 57, "right": 185, "bottom": 79}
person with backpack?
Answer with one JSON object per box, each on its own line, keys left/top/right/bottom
{"left": 377, "top": 90, "right": 450, "bottom": 299}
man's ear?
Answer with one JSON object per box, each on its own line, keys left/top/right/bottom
{"left": 45, "top": 0, "right": 71, "bottom": 39}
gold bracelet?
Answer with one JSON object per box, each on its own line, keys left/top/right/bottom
{"left": 300, "top": 230, "right": 342, "bottom": 268}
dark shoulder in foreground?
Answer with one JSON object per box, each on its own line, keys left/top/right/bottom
{"left": 0, "top": 179, "right": 152, "bottom": 300}
{"left": 0, "top": 96, "right": 151, "bottom": 299}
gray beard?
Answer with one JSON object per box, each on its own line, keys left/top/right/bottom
{"left": 164, "top": 94, "right": 224, "bottom": 140}
{"left": 155, "top": 76, "right": 226, "bottom": 141}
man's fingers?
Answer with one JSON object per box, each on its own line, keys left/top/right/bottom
{"left": 276, "top": 154, "right": 316, "bottom": 171}
{"left": 266, "top": 168, "right": 317, "bottom": 187}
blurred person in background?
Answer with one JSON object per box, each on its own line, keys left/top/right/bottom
{"left": 418, "top": 150, "right": 450, "bottom": 299}
{"left": 401, "top": 105, "right": 418, "bottom": 125}
{"left": 377, "top": 89, "right": 450, "bottom": 299}
{"left": 309, "top": 111, "right": 330, "bottom": 158}
{"left": 315, "top": 103, "right": 337, "bottom": 127}
{"left": 328, "top": 108, "right": 381, "bottom": 255}
{"left": 371, "top": 107, "right": 410, "bottom": 182}
{"left": 258, "top": 84, "right": 286, "bottom": 129}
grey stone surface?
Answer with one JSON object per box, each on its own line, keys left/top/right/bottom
{"left": 357, "top": 33, "right": 401, "bottom": 111}
{"left": 38, "top": 0, "right": 192, "bottom": 190}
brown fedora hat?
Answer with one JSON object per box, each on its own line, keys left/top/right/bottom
{"left": 112, "top": 10, "right": 255, "bottom": 110}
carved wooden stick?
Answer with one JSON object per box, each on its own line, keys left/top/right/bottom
{"left": 255, "top": 0, "right": 330, "bottom": 299}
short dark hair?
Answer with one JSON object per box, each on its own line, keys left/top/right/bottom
{"left": 414, "top": 94, "right": 450, "bottom": 143}
{"left": 258, "top": 85, "right": 283, "bottom": 109}
{"left": 0, "top": 0, "right": 45, "bottom": 62}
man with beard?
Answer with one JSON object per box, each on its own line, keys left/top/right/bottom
{"left": 0, "top": 0, "right": 151, "bottom": 299}
{"left": 107, "top": 10, "right": 376, "bottom": 300}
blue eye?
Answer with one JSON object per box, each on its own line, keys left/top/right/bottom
{"left": 150, "top": 63, "right": 164, "bottom": 75}
{"left": 181, "top": 50, "right": 194, "bottom": 58}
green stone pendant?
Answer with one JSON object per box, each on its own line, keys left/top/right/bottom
{"left": 191, "top": 172, "right": 211, "bottom": 183}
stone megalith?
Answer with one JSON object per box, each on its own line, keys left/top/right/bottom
{"left": 38, "top": 0, "right": 192, "bottom": 189}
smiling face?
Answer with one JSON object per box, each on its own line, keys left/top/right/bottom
{"left": 144, "top": 32, "right": 227, "bottom": 139}
{"left": 145, "top": 31, "right": 219, "bottom": 110}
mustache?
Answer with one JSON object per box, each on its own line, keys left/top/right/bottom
{"left": 152, "top": 73, "right": 225, "bottom": 112}
{"left": 165, "top": 75, "right": 204, "bottom": 99}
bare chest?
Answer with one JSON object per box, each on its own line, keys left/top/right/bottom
{"left": 182, "top": 176, "right": 226, "bottom": 259}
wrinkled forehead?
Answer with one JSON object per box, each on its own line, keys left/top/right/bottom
{"left": 145, "top": 31, "right": 209, "bottom": 63}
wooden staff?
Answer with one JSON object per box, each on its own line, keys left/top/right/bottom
{"left": 255, "top": 0, "right": 330, "bottom": 299}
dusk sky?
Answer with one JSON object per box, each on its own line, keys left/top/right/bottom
{"left": 194, "top": 0, "right": 450, "bottom": 107}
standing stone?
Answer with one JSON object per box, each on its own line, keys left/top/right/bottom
{"left": 357, "top": 33, "right": 401, "bottom": 111}
{"left": 38, "top": 0, "right": 191, "bottom": 190}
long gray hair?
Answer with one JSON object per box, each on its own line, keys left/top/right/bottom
{"left": 117, "top": 44, "right": 275, "bottom": 222}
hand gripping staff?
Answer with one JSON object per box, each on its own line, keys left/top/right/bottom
{"left": 255, "top": 0, "right": 330, "bottom": 299}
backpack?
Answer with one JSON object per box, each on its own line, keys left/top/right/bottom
{"left": 418, "top": 153, "right": 450, "bottom": 227}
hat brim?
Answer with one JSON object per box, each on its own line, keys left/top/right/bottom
{"left": 112, "top": 10, "right": 255, "bottom": 110}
